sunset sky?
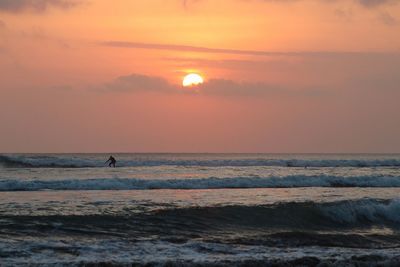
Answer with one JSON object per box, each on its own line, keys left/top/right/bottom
{"left": 0, "top": 0, "right": 399, "bottom": 153}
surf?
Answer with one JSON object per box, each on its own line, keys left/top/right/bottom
{"left": 3, "top": 175, "right": 400, "bottom": 191}
{"left": 2, "top": 154, "right": 400, "bottom": 168}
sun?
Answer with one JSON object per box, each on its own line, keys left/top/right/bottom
{"left": 182, "top": 73, "right": 204, "bottom": 87}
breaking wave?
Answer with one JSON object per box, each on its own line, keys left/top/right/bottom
{"left": 2, "top": 199, "right": 400, "bottom": 231}
{"left": 2, "top": 199, "right": 400, "bottom": 265}
{"left": 1, "top": 154, "right": 400, "bottom": 168}
{"left": 153, "top": 198, "right": 400, "bottom": 227}
{"left": 2, "top": 175, "right": 400, "bottom": 191}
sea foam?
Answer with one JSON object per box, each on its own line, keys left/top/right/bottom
{"left": 2, "top": 175, "right": 400, "bottom": 191}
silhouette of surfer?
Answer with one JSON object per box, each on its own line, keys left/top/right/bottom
{"left": 105, "top": 155, "right": 116, "bottom": 168}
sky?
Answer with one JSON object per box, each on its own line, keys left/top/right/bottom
{"left": 0, "top": 0, "right": 399, "bottom": 153}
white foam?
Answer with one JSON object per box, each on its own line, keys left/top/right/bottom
{"left": 321, "top": 198, "right": 400, "bottom": 224}
{"left": 1, "top": 239, "right": 399, "bottom": 266}
{"left": 1, "top": 175, "right": 400, "bottom": 191}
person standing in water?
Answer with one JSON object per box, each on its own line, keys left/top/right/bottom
{"left": 105, "top": 155, "right": 116, "bottom": 167}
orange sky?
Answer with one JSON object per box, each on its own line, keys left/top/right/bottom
{"left": 0, "top": 0, "right": 399, "bottom": 152}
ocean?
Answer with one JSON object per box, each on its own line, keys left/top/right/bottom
{"left": 1, "top": 153, "right": 400, "bottom": 266}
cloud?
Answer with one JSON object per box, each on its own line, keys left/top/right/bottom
{"left": 334, "top": 8, "right": 353, "bottom": 20}
{"left": 182, "top": 0, "right": 399, "bottom": 9}
{"left": 101, "top": 41, "right": 292, "bottom": 57}
{"left": 199, "top": 79, "right": 325, "bottom": 97}
{"left": 260, "top": 0, "right": 399, "bottom": 7}
{"left": 100, "top": 50, "right": 400, "bottom": 97}
{"left": 100, "top": 74, "right": 174, "bottom": 93}
{"left": 100, "top": 73, "right": 326, "bottom": 98}
{"left": 101, "top": 41, "right": 371, "bottom": 57}
{"left": 378, "top": 11, "right": 398, "bottom": 25}
{"left": 0, "top": 0, "right": 82, "bottom": 13}
{"left": 356, "top": 0, "right": 398, "bottom": 8}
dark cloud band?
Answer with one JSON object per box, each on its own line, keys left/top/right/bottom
{"left": 184, "top": 0, "right": 399, "bottom": 8}
{"left": 0, "top": 0, "right": 82, "bottom": 13}
{"left": 100, "top": 41, "right": 374, "bottom": 57}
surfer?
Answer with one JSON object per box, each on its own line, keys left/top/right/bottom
{"left": 105, "top": 155, "right": 116, "bottom": 168}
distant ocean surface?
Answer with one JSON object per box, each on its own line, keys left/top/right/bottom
{"left": 1, "top": 153, "right": 400, "bottom": 266}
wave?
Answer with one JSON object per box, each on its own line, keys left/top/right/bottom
{"left": 2, "top": 175, "right": 400, "bottom": 191}
{"left": 0, "top": 155, "right": 96, "bottom": 168}
{"left": 1, "top": 236, "right": 399, "bottom": 267}
{"left": 3, "top": 199, "right": 400, "bottom": 231}
{"left": 150, "top": 199, "right": 400, "bottom": 228}
{"left": 1, "top": 154, "right": 400, "bottom": 168}
{"left": 2, "top": 198, "right": 400, "bottom": 260}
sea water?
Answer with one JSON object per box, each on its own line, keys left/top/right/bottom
{"left": 1, "top": 153, "right": 400, "bottom": 266}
